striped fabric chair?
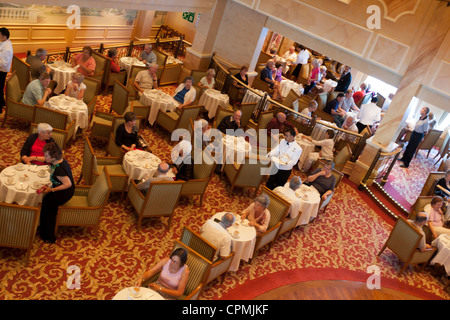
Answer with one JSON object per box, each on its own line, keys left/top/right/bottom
{"left": 252, "top": 186, "right": 291, "bottom": 260}
{"left": 377, "top": 216, "right": 437, "bottom": 275}
{"left": 33, "top": 105, "right": 76, "bottom": 143}
{"left": 156, "top": 105, "right": 202, "bottom": 135}
{"left": 180, "top": 226, "right": 234, "bottom": 285}
{"left": 12, "top": 55, "right": 31, "bottom": 92}
{"left": 239, "top": 102, "right": 257, "bottom": 129}
{"left": 109, "top": 80, "right": 130, "bottom": 115}
{"left": 102, "top": 57, "right": 127, "bottom": 95}
{"left": 0, "top": 203, "right": 40, "bottom": 266}
{"left": 79, "top": 134, "right": 128, "bottom": 198}
{"left": 127, "top": 65, "right": 148, "bottom": 101}
{"left": 56, "top": 167, "right": 112, "bottom": 239}
{"left": 127, "top": 180, "right": 184, "bottom": 230}
{"left": 30, "top": 123, "right": 70, "bottom": 151}
{"left": 273, "top": 187, "right": 303, "bottom": 239}
{"left": 2, "top": 71, "right": 35, "bottom": 127}
{"left": 212, "top": 107, "right": 234, "bottom": 129}
{"left": 83, "top": 76, "right": 101, "bottom": 121}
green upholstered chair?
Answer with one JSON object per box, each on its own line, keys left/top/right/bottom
{"left": 212, "top": 107, "right": 234, "bottom": 129}
{"left": 414, "top": 129, "right": 443, "bottom": 158}
{"left": 333, "top": 142, "right": 352, "bottom": 172}
{"left": 273, "top": 186, "right": 303, "bottom": 239}
{"left": 12, "top": 55, "right": 31, "bottom": 92}
{"left": 408, "top": 196, "right": 434, "bottom": 221}
{"left": 2, "top": 71, "right": 35, "bottom": 127}
{"left": 91, "top": 51, "right": 109, "bottom": 84}
{"left": 127, "top": 180, "right": 184, "bottom": 231}
{"left": 238, "top": 102, "right": 257, "bottom": 129}
{"left": 102, "top": 56, "right": 127, "bottom": 94}
{"left": 156, "top": 105, "right": 202, "bottom": 134}
{"left": 30, "top": 123, "right": 70, "bottom": 151}
{"left": 109, "top": 80, "right": 130, "bottom": 115}
{"left": 377, "top": 216, "right": 436, "bottom": 275}
{"left": 33, "top": 105, "right": 76, "bottom": 143}
{"left": 0, "top": 203, "right": 40, "bottom": 266}
{"left": 83, "top": 76, "right": 101, "bottom": 121}
{"left": 419, "top": 171, "right": 445, "bottom": 196}
{"left": 251, "top": 76, "right": 273, "bottom": 95}
{"left": 56, "top": 167, "right": 112, "bottom": 239}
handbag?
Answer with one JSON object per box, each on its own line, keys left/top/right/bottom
{"left": 137, "top": 135, "right": 149, "bottom": 149}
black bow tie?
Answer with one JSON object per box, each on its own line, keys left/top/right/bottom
{"left": 286, "top": 142, "right": 290, "bottom": 145}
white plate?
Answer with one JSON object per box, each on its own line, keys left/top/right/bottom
{"left": 30, "top": 182, "right": 42, "bottom": 190}
{"left": 15, "top": 165, "right": 25, "bottom": 171}
{"left": 16, "top": 183, "right": 28, "bottom": 191}
{"left": 241, "top": 219, "right": 250, "bottom": 227}
{"left": 2, "top": 171, "right": 16, "bottom": 177}
{"left": 4, "top": 180, "right": 15, "bottom": 186}
{"left": 132, "top": 161, "right": 141, "bottom": 167}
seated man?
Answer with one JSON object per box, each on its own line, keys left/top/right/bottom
{"left": 408, "top": 212, "right": 433, "bottom": 252}
{"left": 323, "top": 92, "right": 346, "bottom": 127}
{"left": 301, "top": 129, "right": 335, "bottom": 172}
{"left": 26, "top": 48, "right": 50, "bottom": 80}
{"left": 140, "top": 44, "right": 157, "bottom": 64}
{"left": 356, "top": 96, "right": 381, "bottom": 133}
{"left": 200, "top": 212, "right": 235, "bottom": 261}
{"left": 21, "top": 72, "right": 52, "bottom": 107}
{"left": 260, "top": 59, "right": 282, "bottom": 100}
{"left": 282, "top": 46, "right": 297, "bottom": 74}
{"left": 338, "top": 116, "right": 358, "bottom": 142}
{"left": 170, "top": 138, "right": 194, "bottom": 181}
{"left": 339, "top": 89, "right": 359, "bottom": 113}
{"left": 273, "top": 176, "right": 302, "bottom": 219}
{"left": 266, "top": 112, "right": 298, "bottom": 143}
{"left": 217, "top": 110, "right": 242, "bottom": 135}
{"left": 134, "top": 63, "right": 158, "bottom": 95}
{"left": 136, "top": 162, "right": 174, "bottom": 193}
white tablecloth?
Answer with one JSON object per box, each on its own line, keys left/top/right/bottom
{"left": 48, "top": 62, "right": 77, "bottom": 94}
{"left": 0, "top": 164, "right": 51, "bottom": 207}
{"left": 242, "top": 89, "right": 264, "bottom": 105}
{"left": 119, "top": 57, "right": 146, "bottom": 78}
{"left": 166, "top": 56, "right": 183, "bottom": 65}
{"left": 46, "top": 95, "right": 89, "bottom": 130}
{"left": 431, "top": 234, "right": 450, "bottom": 276}
{"left": 122, "top": 150, "right": 162, "bottom": 184}
{"left": 279, "top": 80, "right": 304, "bottom": 98}
{"left": 139, "top": 89, "right": 177, "bottom": 125}
{"left": 212, "top": 212, "right": 256, "bottom": 272}
{"left": 292, "top": 184, "right": 321, "bottom": 226}
{"left": 198, "top": 89, "right": 229, "bottom": 119}
{"left": 222, "top": 135, "right": 252, "bottom": 164}
{"left": 295, "top": 134, "right": 316, "bottom": 170}
{"left": 112, "top": 287, "right": 164, "bottom": 300}
{"left": 311, "top": 121, "right": 338, "bottom": 141}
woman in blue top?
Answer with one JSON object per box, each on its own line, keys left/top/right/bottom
{"left": 173, "top": 76, "right": 196, "bottom": 111}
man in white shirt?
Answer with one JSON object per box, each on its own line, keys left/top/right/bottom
{"left": 0, "top": 27, "right": 13, "bottom": 113}
{"left": 301, "top": 129, "right": 335, "bottom": 172}
{"left": 266, "top": 129, "right": 302, "bottom": 190}
{"left": 136, "top": 162, "right": 174, "bottom": 193}
{"left": 356, "top": 96, "right": 381, "bottom": 133}
{"left": 282, "top": 46, "right": 297, "bottom": 74}
{"left": 338, "top": 89, "right": 359, "bottom": 114}
{"left": 200, "top": 213, "right": 235, "bottom": 261}
{"left": 273, "top": 176, "right": 302, "bottom": 219}
{"left": 290, "top": 45, "right": 310, "bottom": 81}
{"left": 134, "top": 63, "right": 158, "bottom": 95}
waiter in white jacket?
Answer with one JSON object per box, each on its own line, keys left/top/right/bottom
{"left": 0, "top": 27, "right": 13, "bottom": 114}
{"left": 266, "top": 128, "right": 302, "bottom": 190}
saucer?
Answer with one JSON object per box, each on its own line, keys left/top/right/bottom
{"left": 30, "top": 182, "right": 41, "bottom": 190}
{"left": 2, "top": 171, "right": 16, "bottom": 177}
{"left": 16, "top": 183, "right": 28, "bottom": 191}
{"left": 4, "top": 180, "right": 15, "bottom": 186}
{"left": 15, "top": 166, "right": 25, "bottom": 171}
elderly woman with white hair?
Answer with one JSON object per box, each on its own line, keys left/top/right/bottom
{"left": 20, "top": 123, "right": 55, "bottom": 165}
{"left": 241, "top": 193, "right": 271, "bottom": 233}
{"left": 197, "top": 68, "right": 216, "bottom": 92}
{"left": 64, "top": 72, "right": 86, "bottom": 100}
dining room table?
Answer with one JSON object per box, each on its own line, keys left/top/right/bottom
{"left": 139, "top": 89, "right": 178, "bottom": 126}
{"left": 222, "top": 134, "right": 252, "bottom": 165}
{"left": 211, "top": 211, "right": 256, "bottom": 272}
{"left": 112, "top": 286, "right": 165, "bottom": 300}
{"left": 279, "top": 79, "right": 304, "bottom": 98}
{"left": 119, "top": 56, "right": 147, "bottom": 78}
{"left": 47, "top": 61, "right": 77, "bottom": 94}
{"left": 311, "top": 120, "right": 339, "bottom": 141}
{"left": 283, "top": 182, "right": 321, "bottom": 226}
{"left": 198, "top": 89, "right": 230, "bottom": 119}
{"left": 431, "top": 234, "right": 450, "bottom": 276}
{"left": 46, "top": 94, "right": 89, "bottom": 131}
{"left": 295, "top": 133, "right": 316, "bottom": 170}
{"left": 0, "top": 163, "right": 51, "bottom": 207}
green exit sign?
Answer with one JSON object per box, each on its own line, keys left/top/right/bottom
{"left": 182, "top": 12, "right": 196, "bottom": 23}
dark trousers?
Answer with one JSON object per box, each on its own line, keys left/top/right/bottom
{"left": 266, "top": 169, "right": 292, "bottom": 190}
{"left": 356, "top": 121, "right": 368, "bottom": 133}
{"left": 40, "top": 188, "right": 74, "bottom": 242}
{"left": 303, "top": 82, "right": 316, "bottom": 95}
{"left": 400, "top": 131, "right": 424, "bottom": 167}
{"left": 0, "top": 71, "right": 7, "bottom": 112}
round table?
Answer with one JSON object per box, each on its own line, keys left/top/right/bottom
{"left": 112, "top": 287, "right": 165, "bottom": 300}
{"left": 431, "top": 234, "right": 450, "bottom": 276}
{"left": 119, "top": 56, "right": 146, "bottom": 78}
{"left": 166, "top": 56, "right": 183, "bottom": 65}
{"left": 139, "top": 89, "right": 177, "bottom": 125}
{"left": 46, "top": 95, "right": 89, "bottom": 131}
{"left": 222, "top": 135, "right": 252, "bottom": 164}
{"left": 295, "top": 134, "right": 316, "bottom": 170}
{"left": 198, "top": 89, "right": 229, "bottom": 119}
{"left": 0, "top": 164, "right": 51, "bottom": 207}
{"left": 242, "top": 89, "right": 264, "bottom": 104}
{"left": 211, "top": 212, "right": 256, "bottom": 272}
{"left": 122, "top": 150, "right": 163, "bottom": 184}
{"left": 279, "top": 80, "right": 303, "bottom": 98}
{"left": 48, "top": 61, "right": 77, "bottom": 94}
{"left": 292, "top": 184, "right": 321, "bottom": 226}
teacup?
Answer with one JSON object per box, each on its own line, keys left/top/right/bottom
{"left": 16, "top": 163, "right": 24, "bottom": 170}
{"left": 7, "top": 177, "right": 14, "bottom": 185}
{"left": 38, "top": 170, "right": 47, "bottom": 178}
{"left": 129, "top": 287, "right": 141, "bottom": 297}
{"left": 233, "top": 230, "right": 239, "bottom": 238}
{"left": 32, "top": 181, "right": 41, "bottom": 189}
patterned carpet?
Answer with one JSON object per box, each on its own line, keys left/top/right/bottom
{"left": 0, "top": 87, "right": 448, "bottom": 300}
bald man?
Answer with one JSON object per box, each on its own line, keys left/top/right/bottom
{"left": 266, "top": 112, "right": 298, "bottom": 137}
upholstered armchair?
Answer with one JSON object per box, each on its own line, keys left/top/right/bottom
{"left": 272, "top": 187, "right": 303, "bottom": 239}
{"left": 56, "top": 167, "right": 112, "bottom": 239}
{"left": 252, "top": 186, "right": 290, "bottom": 260}
{"left": 419, "top": 171, "right": 445, "bottom": 196}
{"left": 102, "top": 57, "right": 127, "bottom": 94}
{"left": 83, "top": 76, "right": 101, "bottom": 121}
{"left": 252, "top": 77, "right": 274, "bottom": 95}
{"left": 91, "top": 51, "right": 109, "bottom": 84}
{"left": 156, "top": 105, "right": 202, "bottom": 134}
{"left": 30, "top": 123, "right": 70, "bottom": 151}
{"left": 33, "top": 105, "right": 76, "bottom": 143}
{"left": 239, "top": 102, "right": 257, "bottom": 129}
{"left": 282, "top": 89, "right": 301, "bottom": 110}
{"left": 12, "top": 55, "right": 31, "bottom": 92}
{"left": 127, "top": 180, "right": 184, "bottom": 230}
{"left": 212, "top": 107, "right": 234, "bottom": 129}
{"left": 377, "top": 216, "right": 437, "bottom": 275}
{"left": 109, "top": 80, "right": 130, "bottom": 115}
{"left": 333, "top": 143, "right": 352, "bottom": 172}
{"left": 0, "top": 203, "right": 40, "bottom": 265}
{"left": 179, "top": 226, "right": 234, "bottom": 285}
{"left": 414, "top": 130, "right": 443, "bottom": 158}
{"left": 2, "top": 71, "right": 35, "bottom": 127}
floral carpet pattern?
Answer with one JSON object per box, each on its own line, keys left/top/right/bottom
{"left": 0, "top": 88, "right": 448, "bottom": 300}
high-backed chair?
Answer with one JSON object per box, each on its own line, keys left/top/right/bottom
{"left": 296, "top": 63, "right": 311, "bottom": 85}
{"left": 282, "top": 89, "right": 301, "bottom": 110}
{"left": 254, "top": 110, "right": 276, "bottom": 149}
{"left": 156, "top": 105, "right": 202, "bottom": 135}
{"left": 314, "top": 93, "right": 335, "bottom": 123}
{"left": 83, "top": 76, "right": 101, "bottom": 121}
{"left": 273, "top": 189, "right": 303, "bottom": 239}
{"left": 109, "top": 80, "right": 130, "bottom": 115}
{"left": 414, "top": 130, "right": 443, "bottom": 158}
{"left": 127, "top": 180, "right": 185, "bottom": 230}
{"left": 12, "top": 55, "right": 31, "bottom": 92}
{"left": 179, "top": 226, "right": 234, "bottom": 285}
{"left": 252, "top": 77, "right": 274, "bottom": 95}
{"left": 179, "top": 151, "right": 216, "bottom": 206}
{"left": 408, "top": 196, "right": 433, "bottom": 221}
{"left": 30, "top": 123, "right": 70, "bottom": 151}
{"left": 213, "top": 107, "right": 234, "bottom": 129}
{"left": 154, "top": 49, "right": 168, "bottom": 68}
{"left": 190, "top": 69, "right": 207, "bottom": 86}
{"left": 33, "top": 105, "right": 76, "bottom": 143}
{"left": 91, "top": 51, "right": 109, "bottom": 84}
{"left": 78, "top": 134, "right": 128, "bottom": 197}
{"left": 419, "top": 171, "right": 445, "bottom": 196}
{"left": 0, "top": 203, "right": 40, "bottom": 266}
{"left": 56, "top": 167, "right": 112, "bottom": 239}
{"left": 102, "top": 57, "right": 127, "bottom": 94}
{"left": 222, "top": 154, "right": 270, "bottom": 197}
{"left": 377, "top": 216, "right": 436, "bottom": 275}
{"left": 252, "top": 186, "right": 290, "bottom": 260}
{"left": 239, "top": 102, "right": 257, "bottom": 129}
{"left": 2, "top": 71, "right": 35, "bottom": 127}
{"left": 434, "top": 132, "right": 449, "bottom": 164}
{"left": 333, "top": 143, "right": 353, "bottom": 172}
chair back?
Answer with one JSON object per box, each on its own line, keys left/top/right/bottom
{"left": 297, "top": 63, "right": 311, "bottom": 85}
{"left": 252, "top": 77, "right": 272, "bottom": 93}
{"left": 110, "top": 80, "right": 130, "bottom": 115}
{"left": 282, "top": 89, "right": 301, "bottom": 109}
{"left": 12, "top": 56, "right": 31, "bottom": 92}
{"left": 87, "top": 167, "right": 112, "bottom": 208}
{"left": 384, "top": 216, "right": 422, "bottom": 263}
{"left": 180, "top": 226, "right": 216, "bottom": 262}
{"left": 213, "top": 107, "right": 234, "bottom": 128}
{"left": 419, "top": 171, "right": 445, "bottom": 196}
{"left": 418, "top": 130, "right": 443, "bottom": 152}
{"left": 262, "top": 186, "right": 291, "bottom": 230}
{"left": 81, "top": 134, "right": 97, "bottom": 185}
{"left": 257, "top": 111, "right": 275, "bottom": 130}
{"left": 408, "top": 196, "right": 433, "bottom": 220}
{"left": 129, "top": 65, "right": 148, "bottom": 83}
{"left": 239, "top": 103, "right": 257, "bottom": 128}
{"left": 143, "top": 180, "right": 184, "bottom": 214}
{"left": 33, "top": 105, "right": 69, "bottom": 130}
{"left": 376, "top": 93, "right": 385, "bottom": 109}
{"left": 190, "top": 69, "right": 207, "bottom": 85}
{"left": 193, "top": 151, "right": 216, "bottom": 180}
{"left": 333, "top": 143, "right": 352, "bottom": 171}
{"left": 154, "top": 49, "right": 168, "bottom": 67}
{"left": 83, "top": 76, "right": 101, "bottom": 115}
{"left": 177, "top": 105, "right": 202, "bottom": 131}
{"left": 315, "top": 93, "right": 328, "bottom": 112}
{"left": 92, "top": 51, "right": 109, "bottom": 83}
{"left": 227, "top": 155, "right": 270, "bottom": 189}
{"left": 5, "top": 71, "right": 23, "bottom": 103}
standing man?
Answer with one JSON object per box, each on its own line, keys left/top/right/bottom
{"left": 0, "top": 27, "right": 13, "bottom": 114}
{"left": 140, "top": 44, "right": 157, "bottom": 65}
{"left": 356, "top": 96, "right": 381, "bottom": 133}
{"left": 266, "top": 128, "right": 302, "bottom": 190}
{"left": 290, "top": 45, "right": 310, "bottom": 81}
{"left": 398, "top": 107, "right": 429, "bottom": 169}
{"left": 334, "top": 65, "right": 352, "bottom": 92}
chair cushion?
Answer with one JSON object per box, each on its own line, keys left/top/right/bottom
{"left": 165, "top": 112, "right": 179, "bottom": 121}
{"left": 98, "top": 164, "right": 125, "bottom": 175}
{"left": 63, "top": 195, "right": 89, "bottom": 208}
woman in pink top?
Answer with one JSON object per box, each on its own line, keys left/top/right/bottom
{"left": 424, "top": 196, "right": 450, "bottom": 239}
{"left": 135, "top": 248, "right": 189, "bottom": 299}
{"left": 241, "top": 194, "right": 271, "bottom": 233}
{"left": 303, "top": 59, "right": 322, "bottom": 95}
{"left": 71, "top": 46, "right": 96, "bottom": 77}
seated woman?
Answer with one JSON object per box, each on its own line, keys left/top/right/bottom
{"left": 197, "top": 68, "right": 216, "bottom": 92}
{"left": 304, "top": 160, "right": 336, "bottom": 201}
{"left": 107, "top": 48, "right": 122, "bottom": 73}
{"left": 71, "top": 46, "right": 96, "bottom": 77}
{"left": 241, "top": 193, "right": 271, "bottom": 234}
{"left": 173, "top": 76, "right": 196, "bottom": 111}
{"left": 301, "top": 129, "right": 335, "bottom": 172}
{"left": 135, "top": 248, "right": 189, "bottom": 299}
{"left": 434, "top": 170, "right": 450, "bottom": 200}
{"left": 115, "top": 112, "right": 139, "bottom": 152}
{"left": 424, "top": 196, "right": 450, "bottom": 239}
{"left": 64, "top": 73, "right": 86, "bottom": 100}
{"left": 20, "top": 123, "right": 55, "bottom": 165}
{"left": 233, "top": 66, "right": 248, "bottom": 90}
